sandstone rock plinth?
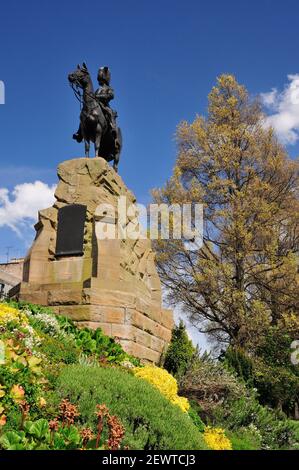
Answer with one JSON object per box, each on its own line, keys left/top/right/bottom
{"left": 13, "top": 158, "right": 173, "bottom": 362}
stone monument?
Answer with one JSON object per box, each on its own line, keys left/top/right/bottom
{"left": 12, "top": 157, "right": 173, "bottom": 362}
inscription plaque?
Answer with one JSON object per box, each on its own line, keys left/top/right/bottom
{"left": 55, "top": 204, "right": 87, "bottom": 257}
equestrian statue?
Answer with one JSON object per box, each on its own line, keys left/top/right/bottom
{"left": 68, "top": 63, "right": 122, "bottom": 172}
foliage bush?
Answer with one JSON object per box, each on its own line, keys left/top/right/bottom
{"left": 223, "top": 347, "right": 254, "bottom": 385}
{"left": 163, "top": 321, "right": 195, "bottom": 381}
{"left": 179, "top": 353, "right": 245, "bottom": 418}
{"left": 214, "top": 394, "right": 296, "bottom": 449}
{"left": 227, "top": 427, "right": 261, "bottom": 450}
{"left": 0, "top": 304, "right": 48, "bottom": 428}
{"left": 54, "top": 365, "right": 208, "bottom": 450}
{"left": 224, "top": 341, "right": 299, "bottom": 416}
{"left": 188, "top": 401, "right": 205, "bottom": 433}
{"left": 37, "top": 333, "right": 80, "bottom": 366}
{"left": 0, "top": 399, "right": 125, "bottom": 450}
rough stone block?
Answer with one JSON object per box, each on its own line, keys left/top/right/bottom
{"left": 52, "top": 305, "right": 92, "bottom": 321}
{"left": 156, "top": 324, "right": 172, "bottom": 342}
{"left": 151, "top": 335, "right": 166, "bottom": 353}
{"left": 126, "top": 309, "right": 160, "bottom": 337}
{"left": 90, "top": 305, "right": 125, "bottom": 324}
{"left": 119, "top": 340, "right": 161, "bottom": 363}
{"left": 88, "top": 287, "right": 136, "bottom": 308}
{"left": 19, "top": 290, "right": 48, "bottom": 306}
{"left": 133, "top": 328, "right": 152, "bottom": 349}
{"left": 135, "top": 297, "right": 162, "bottom": 323}
{"left": 111, "top": 324, "right": 134, "bottom": 340}
{"left": 161, "top": 308, "right": 175, "bottom": 330}
{"left": 48, "top": 289, "right": 83, "bottom": 305}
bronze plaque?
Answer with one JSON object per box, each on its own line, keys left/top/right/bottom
{"left": 55, "top": 204, "right": 87, "bottom": 257}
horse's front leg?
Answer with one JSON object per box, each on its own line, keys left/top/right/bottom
{"left": 113, "top": 154, "right": 119, "bottom": 172}
{"left": 85, "top": 139, "right": 90, "bottom": 158}
{"left": 95, "top": 124, "right": 102, "bottom": 157}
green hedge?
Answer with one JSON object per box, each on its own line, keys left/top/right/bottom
{"left": 55, "top": 365, "right": 207, "bottom": 450}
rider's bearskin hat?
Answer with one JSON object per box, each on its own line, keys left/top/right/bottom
{"left": 97, "top": 66, "right": 111, "bottom": 85}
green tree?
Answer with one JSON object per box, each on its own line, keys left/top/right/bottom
{"left": 163, "top": 321, "right": 195, "bottom": 380}
{"left": 152, "top": 74, "right": 299, "bottom": 349}
{"left": 225, "top": 340, "right": 299, "bottom": 416}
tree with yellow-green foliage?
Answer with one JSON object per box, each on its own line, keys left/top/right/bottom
{"left": 152, "top": 74, "right": 299, "bottom": 350}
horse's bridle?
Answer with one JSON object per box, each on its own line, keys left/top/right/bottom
{"left": 69, "top": 78, "right": 101, "bottom": 113}
{"left": 69, "top": 79, "right": 84, "bottom": 106}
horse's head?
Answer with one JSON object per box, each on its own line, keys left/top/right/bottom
{"left": 68, "top": 63, "right": 90, "bottom": 89}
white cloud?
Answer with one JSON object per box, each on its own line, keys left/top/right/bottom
{"left": 0, "top": 181, "right": 56, "bottom": 236}
{"left": 261, "top": 74, "right": 299, "bottom": 145}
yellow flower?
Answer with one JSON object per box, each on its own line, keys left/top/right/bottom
{"left": 0, "top": 304, "right": 28, "bottom": 326}
{"left": 39, "top": 397, "right": 47, "bottom": 408}
{"left": 133, "top": 365, "right": 190, "bottom": 413}
{"left": 203, "top": 426, "right": 232, "bottom": 450}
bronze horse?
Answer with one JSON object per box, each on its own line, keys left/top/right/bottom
{"left": 68, "top": 63, "right": 121, "bottom": 172}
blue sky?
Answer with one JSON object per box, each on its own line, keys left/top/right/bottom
{"left": 1, "top": 0, "right": 299, "bottom": 264}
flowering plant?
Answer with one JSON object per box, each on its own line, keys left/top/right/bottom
{"left": 0, "top": 396, "right": 125, "bottom": 450}
{"left": 0, "top": 304, "right": 28, "bottom": 326}
{"left": 133, "top": 365, "right": 190, "bottom": 413}
{"left": 203, "top": 426, "right": 232, "bottom": 450}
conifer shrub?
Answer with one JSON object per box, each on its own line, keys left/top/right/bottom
{"left": 55, "top": 365, "right": 208, "bottom": 450}
{"left": 163, "top": 321, "right": 195, "bottom": 381}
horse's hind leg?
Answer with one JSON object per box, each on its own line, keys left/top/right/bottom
{"left": 85, "top": 140, "right": 90, "bottom": 158}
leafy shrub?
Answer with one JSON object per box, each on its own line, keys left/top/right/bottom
{"left": 224, "top": 347, "right": 254, "bottom": 385}
{"left": 0, "top": 306, "right": 48, "bottom": 428}
{"left": 37, "top": 334, "right": 79, "bottom": 365}
{"left": 179, "top": 353, "right": 245, "bottom": 418}
{"left": 5, "top": 300, "right": 140, "bottom": 367}
{"left": 214, "top": 394, "right": 295, "bottom": 449}
{"left": 0, "top": 419, "right": 82, "bottom": 450}
{"left": 7, "top": 300, "right": 53, "bottom": 317}
{"left": 227, "top": 427, "right": 261, "bottom": 450}
{"left": 133, "top": 365, "right": 190, "bottom": 413}
{"left": 163, "top": 321, "right": 195, "bottom": 381}
{"left": 188, "top": 401, "right": 205, "bottom": 433}
{"left": 254, "top": 329, "right": 299, "bottom": 415}
{"left": 55, "top": 365, "right": 207, "bottom": 450}
{"left": 0, "top": 399, "right": 125, "bottom": 450}
{"left": 225, "top": 342, "right": 299, "bottom": 416}
{"left": 252, "top": 360, "right": 299, "bottom": 414}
